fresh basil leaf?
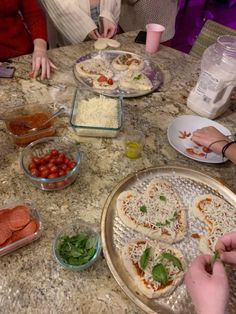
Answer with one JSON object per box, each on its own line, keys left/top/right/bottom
{"left": 140, "top": 205, "right": 147, "bottom": 213}
{"left": 161, "top": 252, "right": 183, "bottom": 270}
{"left": 140, "top": 247, "right": 150, "bottom": 270}
{"left": 156, "top": 219, "right": 170, "bottom": 227}
{"left": 159, "top": 195, "right": 166, "bottom": 202}
{"left": 134, "top": 74, "right": 141, "bottom": 80}
{"left": 152, "top": 263, "right": 168, "bottom": 284}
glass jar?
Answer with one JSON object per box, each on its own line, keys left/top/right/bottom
{"left": 187, "top": 35, "right": 236, "bottom": 119}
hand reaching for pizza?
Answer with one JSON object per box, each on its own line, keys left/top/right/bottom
{"left": 215, "top": 231, "right": 236, "bottom": 265}
{"left": 100, "top": 17, "right": 117, "bottom": 38}
{"left": 192, "top": 126, "right": 229, "bottom": 154}
{"left": 88, "top": 29, "right": 102, "bottom": 40}
{"left": 185, "top": 255, "right": 229, "bottom": 314}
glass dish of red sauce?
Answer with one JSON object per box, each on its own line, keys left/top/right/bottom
{"left": 4, "top": 104, "right": 56, "bottom": 145}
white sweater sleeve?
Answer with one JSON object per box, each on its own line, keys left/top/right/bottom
{"left": 40, "top": 0, "right": 97, "bottom": 43}
{"left": 99, "top": 0, "right": 121, "bottom": 24}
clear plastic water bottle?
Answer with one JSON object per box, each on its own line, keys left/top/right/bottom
{"left": 187, "top": 35, "right": 236, "bottom": 119}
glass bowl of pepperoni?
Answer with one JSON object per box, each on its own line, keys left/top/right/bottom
{"left": 20, "top": 137, "right": 80, "bottom": 191}
{"left": 0, "top": 200, "right": 43, "bottom": 256}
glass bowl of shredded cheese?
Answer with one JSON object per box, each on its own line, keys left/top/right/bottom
{"left": 70, "top": 88, "right": 123, "bottom": 137}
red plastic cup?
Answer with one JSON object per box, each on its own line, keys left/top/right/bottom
{"left": 145, "top": 24, "right": 165, "bottom": 54}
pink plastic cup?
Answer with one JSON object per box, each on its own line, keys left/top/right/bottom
{"left": 145, "top": 24, "right": 165, "bottom": 53}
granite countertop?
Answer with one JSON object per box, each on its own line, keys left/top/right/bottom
{"left": 0, "top": 31, "right": 235, "bottom": 314}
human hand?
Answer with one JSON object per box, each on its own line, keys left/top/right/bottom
{"left": 215, "top": 231, "right": 236, "bottom": 265}
{"left": 192, "top": 126, "right": 229, "bottom": 154}
{"left": 88, "top": 29, "right": 102, "bottom": 40}
{"left": 100, "top": 17, "right": 117, "bottom": 38}
{"left": 184, "top": 255, "right": 229, "bottom": 314}
{"left": 31, "top": 39, "right": 56, "bottom": 80}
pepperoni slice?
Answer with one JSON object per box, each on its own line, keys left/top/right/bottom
{"left": 0, "top": 236, "right": 13, "bottom": 248}
{"left": 0, "top": 209, "right": 11, "bottom": 226}
{"left": 0, "top": 222, "right": 12, "bottom": 245}
{"left": 8, "top": 205, "right": 31, "bottom": 231}
{"left": 11, "top": 219, "right": 38, "bottom": 242}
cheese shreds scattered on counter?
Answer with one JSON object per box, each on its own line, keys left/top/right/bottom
{"left": 75, "top": 96, "right": 118, "bottom": 128}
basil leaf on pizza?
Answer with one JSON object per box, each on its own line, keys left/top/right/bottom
{"left": 139, "top": 205, "right": 147, "bottom": 213}
{"left": 161, "top": 252, "right": 183, "bottom": 270}
{"left": 140, "top": 247, "right": 150, "bottom": 270}
{"left": 152, "top": 263, "right": 168, "bottom": 284}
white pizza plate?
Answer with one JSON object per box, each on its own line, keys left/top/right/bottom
{"left": 167, "top": 115, "right": 232, "bottom": 163}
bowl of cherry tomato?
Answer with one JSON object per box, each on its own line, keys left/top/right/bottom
{"left": 20, "top": 137, "right": 80, "bottom": 191}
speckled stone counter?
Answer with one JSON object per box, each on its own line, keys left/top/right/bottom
{"left": 0, "top": 31, "right": 235, "bottom": 314}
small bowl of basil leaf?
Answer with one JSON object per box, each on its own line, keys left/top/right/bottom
{"left": 53, "top": 220, "right": 101, "bottom": 270}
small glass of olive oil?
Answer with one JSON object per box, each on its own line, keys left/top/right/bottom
{"left": 124, "top": 130, "right": 145, "bottom": 159}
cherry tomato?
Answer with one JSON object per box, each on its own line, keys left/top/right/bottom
{"left": 97, "top": 75, "right": 107, "bottom": 82}
{"left": 43, "top": 154, "right": 51, "bottom": 163}
{"left": 68, "top": 161, "right": 76, "bottom": 169}
{"left": 107, "top": 78, "right": 113, "bottom": 85}
{"left": 28, "top": 162, "right": 36, "bottom": 171}
{"left": 47, "top": 163, "right": 54, "bottom": 170}
{"left": 48, "top": 173, "right": 58, "bottom": 179}
{"left": 60, "top": 164, "right": 67, "bottom": 171}
{"left": 58, "top": 153, "right": 65, "bottom": 160}
{"left": 30, "top": 168, "right": 39, "bottom": 177}
{"left": 49, "top": 165, "right": 58, "bottom": 173}
{"left": 50, "top": 149, "right": 59, "bottom": 157}
{"left": 55, "top": 157, "right": 64, "bottom": 165}
{"left": 39, "top": 165, "right": 48, "bottom": 172}
{"left": 58, "top": 170, "right": 66, "bottom": 177}
{"left": 40, "top": 169, "right": 50, "bottom": 178}
{"left": 64, "top": 158, "right": 70, "bottom": 165}
{"left": 50, "top": 158, "right": 56, "bottom": 164}
{"left": 32, "top": 156, "right": 41, "bottom": 165}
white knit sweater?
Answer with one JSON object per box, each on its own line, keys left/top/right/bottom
{"left": 40, "top": 0, "right": 121, "bottom": 46}
{"left": 119, "top": 0, "right": 179, "bottom": 42}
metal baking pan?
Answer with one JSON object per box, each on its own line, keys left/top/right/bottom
{"left": 101, "top": 166, "right": 236, "bottom": 313}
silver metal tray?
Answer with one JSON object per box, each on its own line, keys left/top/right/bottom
{"left": 73, "top": 50, "right": 163, "bottom": 98}
{"left": 101, "top": 166, "right": 236, "bottom": 314}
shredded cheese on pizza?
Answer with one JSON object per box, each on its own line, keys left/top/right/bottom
{"left": 192, "top": 194, "right": 236, "bottom": 252}
{"left": 117, "top": 179, "right": 186, "bottom": 243}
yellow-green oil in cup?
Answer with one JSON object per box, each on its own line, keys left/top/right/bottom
{"left": 125, "top": 141, "right": 141, "bottom": 159}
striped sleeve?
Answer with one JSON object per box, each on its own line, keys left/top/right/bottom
{"left": 99, "top": 0, "right": 121, "bottom": 24}
{"left": 40, "top": 0, "right": 97, "bottom": 43}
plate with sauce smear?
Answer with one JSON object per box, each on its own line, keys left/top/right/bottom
{"left": 167, "top": 115, "right": 232, "bottom": 163}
